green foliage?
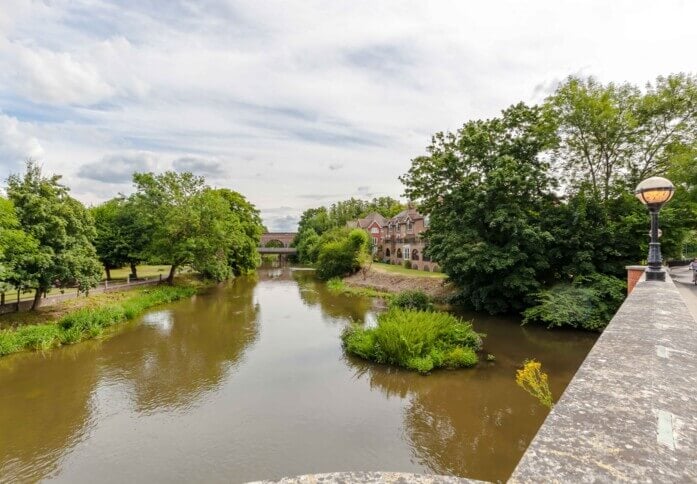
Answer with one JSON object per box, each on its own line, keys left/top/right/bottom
{"left": 0, "top": 285, "right": 196, "bottom": 357}
{"left": 523, "top": 273, "right": 626, "bottom": 331}
{"left": 402, "top": 104, "right": 558, "bottom": 313}
{"left": 6, "top": 161, "right": 102, "bottom": 305}
{"left": 315, "top": 229, "right": 371, "bottom": 280}
{"left": 401, "top": 74, "right": 697, "bottom": 319}
{"left": 342, "top": 309, "right": 483, "bottom": 374}
{"left": 128, "top": 172, "right": 261, "bottom": 282}
{"left": 390, "top": 290, "right": 433, "bottom": 311}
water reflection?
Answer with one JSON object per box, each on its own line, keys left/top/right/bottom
{"left": 292, "top": 269, "right": 375, "bottom": 323}
{"left": 0, "top": 343, "right": 101, "bottom": 481}
{"left": 0, "top": 267, "right": 597, "bottom": 483}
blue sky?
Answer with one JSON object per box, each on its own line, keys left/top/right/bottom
{"left": 1, "top": 0, "right": 697, "bottom": 230}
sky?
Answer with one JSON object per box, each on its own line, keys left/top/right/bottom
{"left": 1, "top": 1, "right": 696, "bottom": 231}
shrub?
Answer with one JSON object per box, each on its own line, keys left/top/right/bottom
{"left": 390, "top": 290, "right": 433, "bottom": 311}
{"left": 342, "top": 308, "right": 482, "bottom": 374}
{"left": 523, "top": 273, "right": 626, "bottom": 331}
{"left": 403, "top": 260, "right": 412, "bottom": 269}
{"left": 316, "top": 229, "right": 370, "bottom": 280}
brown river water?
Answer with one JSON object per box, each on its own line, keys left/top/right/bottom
{"left": 0, "top": 266, "right": 597, "bottom": 483}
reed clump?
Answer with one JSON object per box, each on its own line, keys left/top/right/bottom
{"left": 342, "top": 308, "right": 483, "bottom": 374}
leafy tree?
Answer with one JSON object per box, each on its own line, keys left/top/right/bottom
{"left": 6, "top": 161, "right": 102, "bottom": 308}
{"left": 0, "top": 197, "right": 43, "bottom": 305}
{"left": 548, "top": 74, "right": 697, "bottom": 200}
{"left": 401, "top": 104, "right": 558, "bottom": 313}
{"left": 316, "top": 229, "right": 370, "bottom": 280}
{"left": 213, "top": 188, "right": 263, "bottom": 276}
{"left": 91, "top": 198, "right": 131, "bottom": 280}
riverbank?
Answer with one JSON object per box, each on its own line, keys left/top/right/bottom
{"left": 0, "top": 279, "right": 203, "bottom": 357}
{"left": 343, "top": 267, "right": 455, "bottom": 301}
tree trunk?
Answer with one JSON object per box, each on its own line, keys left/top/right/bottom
{"left": 130, "top": 262, "right": 138, "bottom": 279}
{"left": 1, "top": 292, "right": 4, "bottom": 306}
{"left": 105, "top": 265, "right": 112, "bottom": 281}
{"left": 166, "top": 265, "right": 177, "bottom": 285}
{"left": 31, "top": 288, "right": 42, "bottom": 310}
{"left": 16, "top": 290, "right": 20, "bottom": 312}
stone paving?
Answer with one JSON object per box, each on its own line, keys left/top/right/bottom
{"left": 670, "top": 265, "right": 697, "bottom": 322}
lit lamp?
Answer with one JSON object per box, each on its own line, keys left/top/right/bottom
{"left": 635, "top": 176, "right": 675, "bottom": 281}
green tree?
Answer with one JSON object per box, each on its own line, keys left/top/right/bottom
{"left": 91, "top": 198, "right": 131, "bottom": 280}
{"left": 316, "top": 229, "right": 370, "bottom": 280}
{"left": 213, "top": 188, "right": 263, "bottom": 275}
{"left": 6, "top": 161, "right": 102, "bottom": 308}
{"left": 548, "top": 74, "right": 697, "bottom": 200}
{"left": 401, "top": 103, "right": 558, "bottom": 313}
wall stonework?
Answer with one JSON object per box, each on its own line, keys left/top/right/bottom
{"left": 510, "top": 274, "right": 697, "bottom": 482}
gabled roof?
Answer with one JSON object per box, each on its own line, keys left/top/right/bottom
{"left": 389, "top": 208, "right": 424, "bottom": 224}
{"left": 355, "top": 212, "right": 388, "bottom": 228}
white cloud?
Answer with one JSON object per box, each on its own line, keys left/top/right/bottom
{"left": 77, "top": 151, "right": 159, "bottom": 183}
{"left": 0, "top": 114, "right": 45, "bottom": 174}
{"left": 0, "top": 0, "right": 696, "bottom": 226}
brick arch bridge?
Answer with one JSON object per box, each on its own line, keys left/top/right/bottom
{"left": 259, "top": 232, "right": 297, "bottom": 254}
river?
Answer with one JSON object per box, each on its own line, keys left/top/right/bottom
{"left": 0, "top": 266, "right": 597, "bottom": 483}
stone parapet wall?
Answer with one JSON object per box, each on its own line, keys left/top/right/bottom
{"left": 509, "top": 274, "right": 697, "bottom": 482}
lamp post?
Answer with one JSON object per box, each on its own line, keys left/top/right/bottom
{"left": 635, "top": 176, "right": 675, "bottom": 281}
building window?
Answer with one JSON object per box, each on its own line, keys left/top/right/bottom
{"left": 412, "top": 249, "right": 419, "bottom": 261}
{"left": 371, "top": 227, "right": 379, "bottom": 234}
{"left": 406, "top": 221, "right": 413, "bottom": 233}
{"left": 396, "top": 248, "right": 402, "bottom": 258}
{"left": 386, "top": 248, "right": 391, "bottom": 257}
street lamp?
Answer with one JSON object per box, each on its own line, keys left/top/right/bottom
{"left": 635, "top": 176, "right": 675, "bottom": 281}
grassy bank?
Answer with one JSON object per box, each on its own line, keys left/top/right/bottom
{"left": 326, "top": 277, "right": 393, "bottom": 299}
{"left": 342, "top": 308, "right": 483, "bottom": 374}
{"left": 372, "top": 263, "right": 447, "bottom": 279}
{"left": 0, "top": 284, "right": 197, "bottom": 357}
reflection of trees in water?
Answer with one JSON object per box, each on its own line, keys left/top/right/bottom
{"left": 346, "top": 356, "right": 548, "bottom": 483}
{"left": 292, "top": 270, "right": 375, "bottom": 323}
{"left": 0, "top": 343, "right": 101, "bottom": 482}
{"left": 0, "top": 277, "right": 262, "bottom": 481}
{"left": 103, "top": 277, "right": 260, "bottom": 414}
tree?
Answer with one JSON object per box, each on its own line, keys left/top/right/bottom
{"left": 401, "top": 104, "right": 558, "bottom": 313}
{"left": 130, "top": 171, "right": 254, "bottom": 283}
{"left": 213, "top": 188, "right": 263, "bottom": 275}
{"left": 6, "top": 161, "right": 102, "bottom": 308}
{"left": 0, "top": 196, "right": 43, "bottom": 306}
{"left": 548, "top": 74, "right": 697, "bottom": 201}
{"left": 91, "top": 198, "right": 131, "bottom": 280}
{"left": 316, "top": 229, "right": 370, "bottom": 280}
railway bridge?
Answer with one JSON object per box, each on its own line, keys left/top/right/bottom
{"left": 259, "top": 232, "right": 297, "bottom": 255}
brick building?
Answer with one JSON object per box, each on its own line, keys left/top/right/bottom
{"left": 348, "top": 208, "right": 439, "bottom": 272}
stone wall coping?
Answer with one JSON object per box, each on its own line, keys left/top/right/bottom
{"left": 248, "top": 472, "right": 481, "bottom": 484}
{"left": 509, "top": 273, "right": 697, "bottom": 482}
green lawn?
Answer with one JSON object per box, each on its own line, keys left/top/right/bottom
{"left": 371, "top": 262, "right": 447, "bottom": 279}
{"left": 105, "top": 265, "right": 172, "bottom": 281}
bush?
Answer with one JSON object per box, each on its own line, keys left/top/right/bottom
{"left": 523, "top": 273, "right": 626, "bottom": 331}
{"left": 403, "top": 260, "right": 412, "bottom": 269}
{"left": 390, "top": 290, "right": 433, "bottom": 311}
{"left": 316, "top": 229, "right": 370, "bottom": 280}
{"left": 342, "top": 308, "right": 483, "bottom": 374}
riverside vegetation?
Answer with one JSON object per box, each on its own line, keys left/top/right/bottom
{"left": 342, "top": 308, "right": 483, "bottom": 374}
{"left": 0, "top": 283, "right": 197, "bottom": 356}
